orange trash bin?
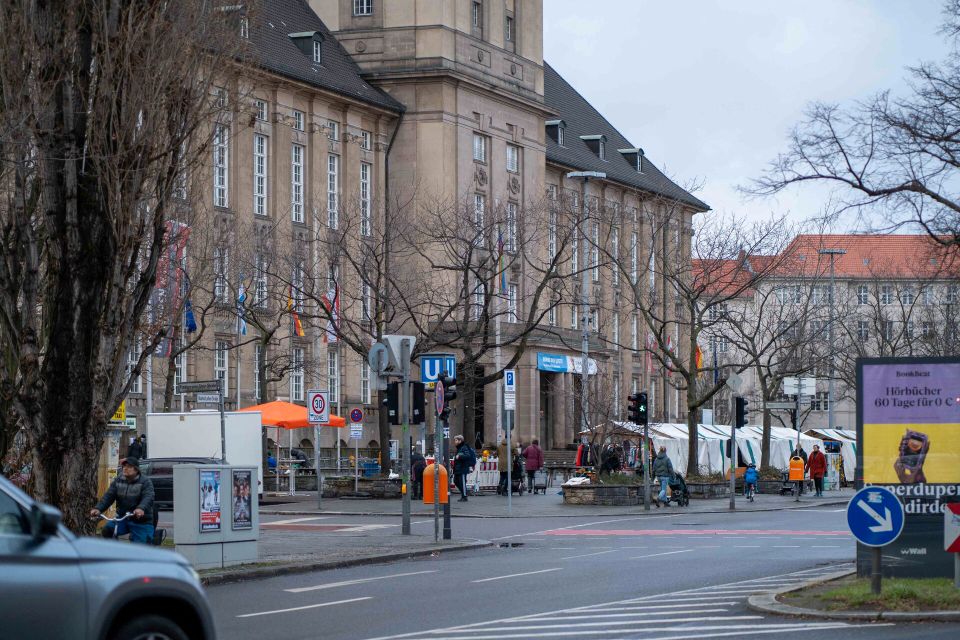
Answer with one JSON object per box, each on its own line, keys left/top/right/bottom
{"left": 789, "top": 456, "right": 805, "bottom": 481}
{"left": 423, "top": 461, "right": 449, "bottom": 504}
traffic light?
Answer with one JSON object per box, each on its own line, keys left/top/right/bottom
{"left": 437, "top": 372, "right": 457, "bottom": 420}
{"left": 411, "top": 382, "right": 425, "bottom": 425}
{"left": 735, "top": 396, "right": 748, "bottom": 429}
{"left": 628, "top": 392, "right": 648, "bottom": 425}
{"left": 384, "top": 381, "right": 401, "bottom": 425}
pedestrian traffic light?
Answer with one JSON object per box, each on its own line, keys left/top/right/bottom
{"left": 735, "top": 396, "right": 748, "bottom": 429}
{"left": 384, "top": 381, "right": 401, "bottom": 425}
{"left": 628, "top": 392, "right": 648, "bottom": 425}
{"left": 411, "top": 382, "right": 426, "bottom": 425}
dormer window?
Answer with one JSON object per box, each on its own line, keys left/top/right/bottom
{"left": 545, "top": 119, "right": 566, "bottom": 146}
{"left": 289, "top": 31, "right": 323, "bottom": 64}
{"left": 240, "top": 16, "right": 248, "bottom": 39}
{"left": 618, "top": 148, "right": 645, "bottom": 172}
{"left": 580, "top": 134, "right": 607, "bottom": 160}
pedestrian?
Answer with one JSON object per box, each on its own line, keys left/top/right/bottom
{"left": 452, "top": 435, "right": 476, "bottom": 502}
{"left": 127, "top": 435, "right": 145, "bottom": 460}
{"left": 652, "top": 446, "right": 674, "bottom": 507}
{"left": 411, "top": 451, "right": 426, "bottom": 500}
{"left": 806, "top": 444, "right": 827, "bottom": 497}
{"left": 792, "top": 445, "right": 808, "bottom": 495}
{"left": 522, "top": 439, "right": 544, "bottom": 493}
{"left": 497, "top": 438, "right": 509, "bottom": 495}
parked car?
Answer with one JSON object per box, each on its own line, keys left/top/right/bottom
{"left": 0, "top": 474, "right": 215, "bottom": 640}
{"left": 141, "top": 457, "right": 220, "bottom": 510}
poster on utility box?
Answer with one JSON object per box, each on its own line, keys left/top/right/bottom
{"left": 859, "top": 357, "right": 960, "bottom": 515}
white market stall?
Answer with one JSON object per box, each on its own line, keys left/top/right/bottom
{"left": 804, "top": 427, "right": 856, "bottom": 482}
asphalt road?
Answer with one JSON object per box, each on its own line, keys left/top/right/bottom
{"left": 207, "top": 507, "right": 960, "bottom": 639}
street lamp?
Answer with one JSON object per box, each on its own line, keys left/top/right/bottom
{"left": 818, "top": 248, "right": 846, "bottom": 430}
{"left": 566, "top": 171, "right": 606, "bottom": 437}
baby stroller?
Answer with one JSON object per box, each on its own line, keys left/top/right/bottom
{"left": 510, "top": 454, "right": 526, "bottom": 495}
{"left": 667, "top": 472, "right": 690, "bottom": 507}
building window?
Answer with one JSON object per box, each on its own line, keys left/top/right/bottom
{"left": 255, "top": 99, "right": 267, "bottom": 121}
{"left": 361, "top": 280, "right": 372, "bottom": 321}
{"left": 240, "top": 16, "right": 249, "bottom": 39}
{"left": 360, "top": 130, "right": 372, "bottom": 150}
{"left": 598, "top": 139, "right": 605, "bottom": 160}
{"left": 292, "top": 263, "right": 305, "bottom": 312}
{"left": 215, "top": 87, "right": 228, "bottom": 108}
{"left": 557, "top": 126, "right": 564, "bottom": 147}
{"left": 548, "top": 303, "right": 556, "bottom": 327}
{"left": 328, "top": 349, "right": 339, "bottom": 404}
{"left": 473, "top": 133, "right": 486, "bottom": 163}
{"left": 906, "top": 320, "right": 915, "bottom": 339}
{"left": 631, "top": 313, "right": 638, "bottom": 350}
{"left": 506, "top": 202, "right": 517, "bottom": 252}
{"left": 213, "top": 124, "right": 229, "bottom": 208}
{"left": 360, "top": 162, "right": 372, "bottom": 236}
{"left": 611, "top": 226, "right": 620, "bottom": 286}
{"left": 474, "top": 193, "right": 485, "bottom": 236}
{"left": 857, "top": 284, "right": 869, "bottom": 305}
{"left": 505, "top": 15, "right": 514, "bottom": 41}
{"left": 921, "top": 286, "right": 934, "bottom": 305}
{"left": 253, "top": 134, "right": 267, "bottom": 216}
{"left": 254, "top": 253, "right": 268, "bottom": 308}
{"left": 327, "top": 154, "right": 339, "bottom": 228}
{"left": 126, "top": 339, "right": 142, "bottom": 394}
{"left": 353, "top": 0, "right": 373, "bottom": 16}
{"left": 708, "top": 302, "right": 727, "bottom": 321}
{"left": 591, "top": 308, "right": 599, "bottom": 332}
{"left": 612, "top": 312, "right": 620, "bottom": 345}
{"left": 812, "top": 286, "right": 830, "bottom": 306}
{"left": 776, "top": 285, "right": 802, "bottom": 305}
{"left": 291, "top": 144, "right": 304, "bottom": 223}
{"left": 174, "top": 335, "right": 185, "bottom": 392}
{"left": 948, "top": 284, "right": 960, "bottom": 305}
{"left": 548, "top": 209, "right": 557, "bottom": 260}
{"left": 506, "top": 144, "right": 519, "bottom": 173}
{"left": 922, "top": 321, "right": 934, "bottom": 338}
{"left": 313, "top": 39, "right": 322, "bottom": 63}
{"left": 214, "top": 245, "right": 228, "bottom": 303}
{"left": 507, "top": 283, "right": 518, "bottom": 323}
{"left": 361, "top": 363, "right": 371, "bottom": 404}
{"left": 215, "top": 341, "right": 229, "bottom": 397}
{"left": 571, "top": 229, "right": 579, "bottom": 273}
{"left": 591, "top": 221, "right": 599, "bottom": 282}
{"left": 292, "top": 110, "right": 304, "bottom": 132}
{"left": 327, "top": 120, "right": 339, "bottom": 141}
{"left": 883, "top": 320, "right": 895, "bottom": 341}
{"left": 254, "top": 344, "right": 263, "bottom": 402}
{"left": 291, "top": 347, "right": 304, "bottom": 402}
{"left": 812, "top": 391, "right": 829, "bottom": 412}
{"left": 880, "top": 284, "right": 893, "bottom": 305}
{"left": 570, "top": 303, "right": 578, "bottom": 330}
{"left": 472, "top": 1, "right": 483, "bottom": 30}
{"left": 901, "top": 288, "right": 915, "bottom": 305}
{"left": 710, "top": 335, "right": 728, "bottom": 354}
{"left": 471, "top": 281, "right": 485, "bottom": 320}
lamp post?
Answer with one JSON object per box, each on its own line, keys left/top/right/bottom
{"left": 566, "top": 171, "right": 606, "bottom": 438}
{"left": 818, "top": 248, "right": 846, "bottom": 430}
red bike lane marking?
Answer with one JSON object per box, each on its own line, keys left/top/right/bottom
{"left": 545, "top": 529, "right": 850, "bottom": 536}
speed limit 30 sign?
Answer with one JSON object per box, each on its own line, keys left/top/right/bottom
{"left": 308, "top": 389, "right": 330, "bottom": 424}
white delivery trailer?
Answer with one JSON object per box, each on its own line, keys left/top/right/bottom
{"left": 146, "top": 411, "right": 263, "bottom": 493}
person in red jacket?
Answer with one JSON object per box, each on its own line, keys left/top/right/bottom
{"left": 806, "top": 444, "right": 828, "bottom": 497}
{"left": 522, "top": 439, "right": 545, "bottom": 493}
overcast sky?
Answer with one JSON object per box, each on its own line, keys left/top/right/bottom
{"left": 544, "top": 1, "right": 952, "bottom": 229}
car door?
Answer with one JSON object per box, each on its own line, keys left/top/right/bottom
{"left": 0, "top": 487, "right": 87, "bottom": 640}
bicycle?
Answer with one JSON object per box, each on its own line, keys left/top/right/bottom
{"left": 93, "top": 512, "right": 134, "bottom": 540}
{"left": 744, "top": 483, "right": 756, "bottom": 502}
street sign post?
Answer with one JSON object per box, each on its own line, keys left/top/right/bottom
{"left": 945, "top": 503, "right": 960, "bottom": 587}
{"left": 847, "top": 486, "right": 905, "bottom": 594}
{"left": 766, "top": 401, "right": 796, "bottom": 410}
{"left": 196, "top": 393, "right": 220, "bottom": 404}
{"left": 307, "top": 390, "right": 330, "bottom": 424}
{"left": 350, "top": 408, "right": 364, "bottom": 424}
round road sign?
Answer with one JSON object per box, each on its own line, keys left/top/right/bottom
{"left": 312, "top": 394, "right": 326, "bottom": 416}
{"left": 350, "top": 408, "right": 364, "bottom": 423}
{"left": 435, "top": 380, "right": 445, "bottom": 416}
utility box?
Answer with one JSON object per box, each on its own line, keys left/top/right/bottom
{"left": 173, "top": 464, "right": 258, "bottom": 569}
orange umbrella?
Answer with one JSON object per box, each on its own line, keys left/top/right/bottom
{"left": 239, "top": 400, "right": 346, "bottom": 429}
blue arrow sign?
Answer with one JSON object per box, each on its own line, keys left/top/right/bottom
{"left": 420, "top": 354, "right": 456, "bottom": 386}
{"left": 846, "top": 486, "right": 905, "bottom": 547}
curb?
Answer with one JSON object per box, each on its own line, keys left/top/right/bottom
{"left": 199, "top": 539, "right": 492, "bottom": 587}
{"left": 260, "top": 499, "right": 849, "bottom": 518}
{"left": 746, "top": 569, "right": 960, "bottom": 622}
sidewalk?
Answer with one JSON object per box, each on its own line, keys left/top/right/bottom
{"left": 260, "top": 487, "right": 855, "bottom": 518}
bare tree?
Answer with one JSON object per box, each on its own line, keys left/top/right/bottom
{"left": 0, "top": 1, "right": 245, "bottom": 530}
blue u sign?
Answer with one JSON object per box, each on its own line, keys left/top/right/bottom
{"left": 420, "top": 354, "right": 456, "bottom": 385}
{"left": 846, "top": 486, "right": 905, "bottom": 547}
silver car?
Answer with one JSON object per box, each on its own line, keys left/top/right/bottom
{"left": 0, "top": 474, "right": 215, "bottom": 640}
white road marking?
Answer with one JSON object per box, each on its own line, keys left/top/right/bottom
{"left": 285, "top": 570, "right": 437, "bottom": 593}
{"left": 237, "top": 596, "right": 371, "bottom": 618}
{"left": 471, "top": 568, "right": 562, "bottom": 583}
{"left": 630, "top": 549, "right": 693, "bottom": 560}
{"left": 581, "top": 602, "right": 738, "bottom": 612}
{"left": 423, "top": 623, "right": 877, "bottom": 640}
{"left": 538, "top": 608, "right": 730, "bottom": 620}
{"left": 772, "top": 545, "right": 800, "bottom": 548}
{"left": 651, "top": 623, "right": 890, "bottom": 640}
{"left": 261, "top": 516, "right": 330, "bottom": 525}
{"left": 560, "top": 549, "right": 616, "bottom": 560}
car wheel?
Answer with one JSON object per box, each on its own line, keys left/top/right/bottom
{"left": 110, "top": 615, "right": 189, "bottom": 640}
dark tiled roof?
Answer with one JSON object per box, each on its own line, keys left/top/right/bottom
{"left": 247, "top": 0, "right": 403, "bottom": 113}
{"left": 544, "top": 62, "right": 708, "bottom": 211}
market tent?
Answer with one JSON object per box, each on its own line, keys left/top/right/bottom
{"left": 804, "top": 428, "right": 856, "bottom": 480}
{"left": 239, "top": 401, "right": 345, "bottom": 428}
{"left": 739, "top": 426, "right": 819, "bottom": 470}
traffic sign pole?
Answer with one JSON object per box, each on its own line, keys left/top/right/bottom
{"left": 847, "top": 486, "right": 905, "bottom": 595}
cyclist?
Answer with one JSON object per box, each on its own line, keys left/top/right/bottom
{"left": 89, "top": 456, "right": 155, "bottom": 544}
{"left": 744, "top": 463, "right": 759, "bottom": 502}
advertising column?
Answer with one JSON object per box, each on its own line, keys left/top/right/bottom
{"left": 857, "top": 357, "right": 960, "bottom": 577}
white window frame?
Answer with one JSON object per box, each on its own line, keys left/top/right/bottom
{"left": 214, "top": 124, "right": 229, "bottom": 208}
{"left": 557, "top": 126, "right": 564, "bottom": 147}
{"left": 598, "top": 139, "right": 605, "bottom": 160}
{"left": 901, "top": 288, "right": 915, "bottom": 305}
{"left": 507, "top": 283, "right": 518, "bottom": 323}
{"left": 548, "top": 303, "right": 557, "bottom": 327}
{"left": 612, "top": 312, "right": 620, "bottom": 345}
{"left": 506, "top": 144, "right": 519, "bottom": 173}
{"left": 361, "top": 363, "right": 371, "bottom": 404}
{"left": 473, "top": 133, "right": 486, "bottom": 163}
{"left": 472, "top": 1, "right": 483, "bottom": 29}
{"left": 293, "top": 110, "right": 304, "bottom": 132}
{"left": 126, "top": 338, "right": 142, "bottom": 394}
{"left": 254, "top": 344, "right": 263, "bottom": 402}
{"left": 880, "top": 284, "right": 893, "bottom": 305}
{"left": 547, "top": 209, "right": 557, "bottom": 260}
{"left": 857, "top": 284, "right": 869, "bottom": 305}
{"left": 240, "top": 16, "right": 249, "bottom": 39}
{"left": 327, "top": 154, "right": 339, "bottom": 228}
{"left": 291, "top": 347, "right": 305, "bottom": 401}
{"left": 291, "top": 144, "right": 304, "bottom": 223}
{"left": 361, "top": 280, "right": 372, "bottom": 322}
{"left": 571, "top": 230, "right": 579, "bottom": 273}
{"left": 360, "top": 162, "right": 372, "bottom": 236}
{"left": 474, "top": 193, "right": 485, "bottom": 239}
{"left": 360, "top": 130, "right": 372, "bottom": 150}
{"left": 630, "top": 231, "right": 638, "bottom": 284}
{"left": 328, "top": 349, "right": 339, "bottom": 404}
{"left": 292, "top": 262, "right": 305, "bottom": 313}
{"left": 353, "top": 0, "right": 373, "bottom": 16}
{"left": 214, "top": 245, "right": 229, "bottom": 303}
{"left": 505, "top": 15, "right": 514, "bottom": 41}
{"left": 215, "top": 341, "right": 229, "bottom": 397}
{"left": 471, "top": 281, "right": 485, "bottom": 321}
{"left": 253, "top": 134, "right": 267, "bottom": 216}
{"left": 591, "top": 221, "right": 599, "bottom": 282}
{"left": 254, "top": 253, "right": 268, "bottom": 308}
{"left": 327, "top": 120, "right": 340, "bottom": 141}
{"left": 570, "top": 303, "right": 578, "bottom": 330}
{"left": 506, "top": 202, "right": 517, "bottom": 252}
{"left": 313, "top": 39, "right": 322, "bottom": 63}
{"left": 611, "top": 226, "right": 620, "bottom": 286}
{"left": 631, "top": 314, "right": 638, "bottom": 350}
{"left": 255, "top": 99, "right": 267, "bottom": 121}
{"left": 948, "top": 284, "right": 960, "bottom": 305}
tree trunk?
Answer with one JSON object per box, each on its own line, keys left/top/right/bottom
{"left": 162, "top": 323, "right": 181, "bottom": 412}
{"left": 686, "top": 406, "right": 699, "bottom": 474}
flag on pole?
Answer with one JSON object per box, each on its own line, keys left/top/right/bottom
{"left": 497, "top": 225, "right": 507, "bottom": 294}
{"left": 184, "top": 299, "right": 197, "bottom": 333}
{"left": 236, "top": 277, "right": 247, "bottom": 336}
{"left": 288, "top": 285, "right": 305, "bottom": 337}
{"left": 323, "top": 284, "right": 340, "bottom": 343}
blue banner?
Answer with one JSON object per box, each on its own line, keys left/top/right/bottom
{"left": 537, "top": 352, "right": 569, "bottom": 373}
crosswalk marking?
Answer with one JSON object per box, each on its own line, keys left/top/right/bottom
{"left": 361, "top": 562, "right": 896, "bottom": 640}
